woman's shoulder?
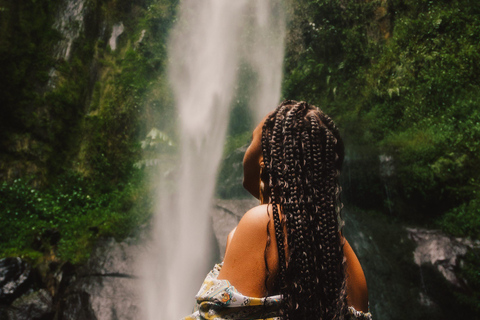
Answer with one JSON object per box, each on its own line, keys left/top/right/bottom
{"left": 231, "top": 203, "right": 283, "bottom": 253}
{"left": 218, "top": 204, "right": 274, "bottom": 297}
{"left": 224, "top": 204, "right": 274, "bottom": 255}
{"left": 226, "top": 204, "right": 271, "bottom": 247}
{"left": 238, "top": 204, "right": 271, "bottom": 226}
{"left": 238, "top": 203, "right": 284, "bottom": 225}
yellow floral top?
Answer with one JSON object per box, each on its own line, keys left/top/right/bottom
{"left": 182, "top": 264, "right": 372, "bottom": 320}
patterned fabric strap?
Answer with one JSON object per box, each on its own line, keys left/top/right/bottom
{"left": 347, "top": 306, "right": 373, "bottom": 320}
{"left": 182, "top": 264, "right": 372, "bottom": 320}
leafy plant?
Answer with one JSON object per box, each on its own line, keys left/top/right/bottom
{"left": 438, "top": 197, "right": 480, "bottom": 240}
{"left": 0, "top": 170, "right": 151, "bottom": 264}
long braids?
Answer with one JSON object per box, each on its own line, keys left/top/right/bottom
{"left": 261, "top": 100, "right": 347, "bottom": 320}
{"left": 262, "top": 105, "right": 288, "bottom": 293}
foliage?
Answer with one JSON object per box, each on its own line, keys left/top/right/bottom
{"left": 0, "top": 0, "right": 178, "bottom": 263}
{"left": 341, "top": 147, "right": 385, "bottom": 210}
{"left": 283, "top": 0, "right": 377, "bottom": 116}
{"left": 363, "top": 1, "right": 480, "bottom": 219}
{"left": 438, "top": 197, "right": 480, "bottom": 240}
{"left": 0, "top": 0, "right": 178, "bottom": 185}
{"left": 0, "top": 0, "right": 61, "bottom": 136}
{"left": 81, "top": 0, "right": 177, "bottom": 181}
{"left": 283, "top": 0, "right": 480, "bottom": 222}
{"left": 222, "top": 132, "right": 250, "bottom": 158}
{"left": 0, "top": 170, "right": 151, "bottom": 263}
{"left": 216, "top": 132, "right": 252, "bottom": 199}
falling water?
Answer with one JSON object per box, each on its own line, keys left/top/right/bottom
{"left": 141, "top": 0, "right": 285, "bottom": 319}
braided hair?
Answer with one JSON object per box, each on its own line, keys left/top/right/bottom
{"left": 261, "top": 100, "right": 347, "bottom": 320}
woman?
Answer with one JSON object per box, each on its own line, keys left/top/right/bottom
{"left": 184, "top": 100, "right": 371, "bottom": 320}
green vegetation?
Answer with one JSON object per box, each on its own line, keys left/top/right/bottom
{"left": 0, "top": 0, "right": 177, "bottom": 263}
{"left": 281, "top": 0, "right": 480, "bottom": 228}
{"left": 438, "top": 197, "right": 480, "bottom": 240}
{"left": 80, "top": 0, "right": 178, "bottom": 181}
{"left": 0, "top": 170, "right": 151, "bottom": 264}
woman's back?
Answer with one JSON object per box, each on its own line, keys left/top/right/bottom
{"left": 218, "top": 204, "right": 369, "bottom": 313}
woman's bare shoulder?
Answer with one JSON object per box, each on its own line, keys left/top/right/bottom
{"left": 238, "top": 204, "right": 271, "bottom": 228}
{"left": 226, "top": 204, "right": 270, "bottom": 250}
{"left": 218, "top": 204, "right": 272, "bottom": 297}
{"left": 224, "top": 204, "right": 273, "bottom": 255}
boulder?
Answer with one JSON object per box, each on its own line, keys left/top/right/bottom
{"left": 8, "top": 289, "right": 53, "bottom": 320}
{"left": 407, "top": 227, "right": 480, "bottom": 287}
{"left": 56, "top": 238, "right": 142, "bottom": 320}
{"left": 0, "top": 258, "right": 34, "bottom": 304}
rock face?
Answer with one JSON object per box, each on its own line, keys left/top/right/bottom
{"left": 8, "top": 289, "right": 53, "bottom": 320}
{"left": 0, "top": 258, "right": 34, "bottom": 304}
{"left": 407, "top": 228, "right": 480, "bottom": 287}
{"left": 0, "top": 238, "right": 142, "bottom": 320}
{"left": 0, "top": 258, "right": 54, "bottom": 320}
{"left": 56, "top": 238, "right": 142, "bottom": 320}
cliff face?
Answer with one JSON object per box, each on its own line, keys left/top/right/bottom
{"left": 0, "top": 0, "right": 176, "bottom": 185}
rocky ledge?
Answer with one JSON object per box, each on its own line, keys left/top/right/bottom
{"left": 0, "top": 238, "right": 143, "bottom": 320}
{"left": 407, "top": 227, "right": 480, "bottom": 287}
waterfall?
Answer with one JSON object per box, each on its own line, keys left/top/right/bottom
{"left": 141, "top": 0, "right": 285, "bottom": 319}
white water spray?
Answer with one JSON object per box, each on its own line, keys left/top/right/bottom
{"left": 142, "top": 1, "right": 285, "bottom": 319}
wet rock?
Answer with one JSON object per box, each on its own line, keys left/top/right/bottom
{"left": 52, "top": 0, "right": 87, "bottom": 60}
{"left": 0, "top": 258, "right": 34, "bottom": 304}
{"left": 108, "top": 22, "right": 124, "bottom": 51}
{"left": 59, "top": 276, "right": 138, "bottom": 320}
{"left": 79, "top": 237, "right": 140, "bottom": 276}
{"left": 330, "top": 208, "right": 445, "bottom": 320}
{"left": 57, "top": 238, "right": 142, "bottom": 320}
{"left": 57, "top": 291, "right": 97, "bottom": 320}
{"left": 8, "top": 289, "right": 53, "bottom": 320}
{"left": 135, "top": 30, "right": 147, "bottom": 47}
{"left": 407, "top": 228, "right": 480, "bottom": 287}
